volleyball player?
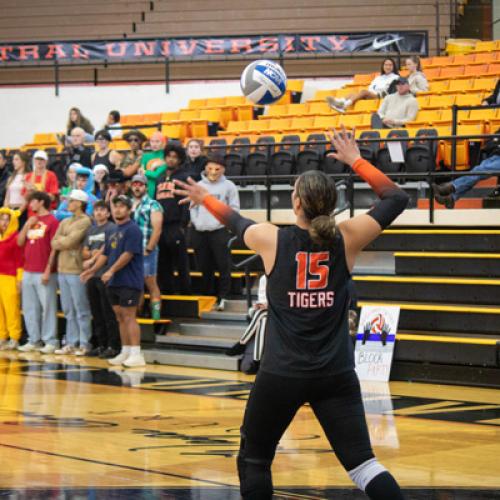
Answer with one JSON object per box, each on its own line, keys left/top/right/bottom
{"left": 174, "top": 126, "right": 408, "bottom": 500}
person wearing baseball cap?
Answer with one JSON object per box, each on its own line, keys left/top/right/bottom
{"left": 81, "top": 192, "right": 145, "bottom": 367}
{"left": 371, "top": 75, "right": 419, "bottom": 129}
{"left": 23, "top": 149, "right": 59, "bottom": 212}
{"left": 52, "top": 188, "right": 93, "bottom": 356}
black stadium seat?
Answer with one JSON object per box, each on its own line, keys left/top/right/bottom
{"left": 405, "top": 128, "right": 438, "bottom": 177}
{"left": 296, "top": 133, "right": 326, "bottom": 174}
{"left": 376, "top": 129, "right": 409, "bottom": 174}
{"left": 245, "top": 136, "right": 275, "bottom": 176}
{"left": 224, "top": 137, "right": 251, "bottom": 176}
{"left": 269, "top": 134, "right": 300, "bottom": 176}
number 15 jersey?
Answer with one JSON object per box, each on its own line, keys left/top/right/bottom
{"left": 260, "top": 225, "right": 354, "bottom": 378}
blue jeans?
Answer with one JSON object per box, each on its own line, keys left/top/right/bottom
{"left": 22, "top": 272, "right": 58, "bottom": 346}
{"left": 453, "top": 155, "right": 500, "bottom": 200}
{"left": 58, "top": 273, "right": 92, "bottom": 349}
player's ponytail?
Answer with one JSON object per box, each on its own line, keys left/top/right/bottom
{"left": 295, "top": 170, "right": 337, "bottom": 247}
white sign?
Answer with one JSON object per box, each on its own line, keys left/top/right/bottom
{"left": 354, "top": 305, "right": 400, "bottom": 382}
{"left": 387, "top": 141, "right": 405, "bottom": 163}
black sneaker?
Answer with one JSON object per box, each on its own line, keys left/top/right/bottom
{"left": 432, "top": 182, "right": 455, "bottom": 196}
{"left": 88, "top": 346, "right": 105, "bottom": 357}
{"left": 243, "top": 361, "right": 260, "bottom": 375}
{"left": 434, "top": 193, "right": 455, "bottom": 209}
{"left": 225, "top": 342, "right": 246, "bottom": 356}
{"left": 99, "top": 347, "right": 120, "bottom": 359}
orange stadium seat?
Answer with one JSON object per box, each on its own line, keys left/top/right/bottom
{"left": 351, "top": 99, "right": 379, "bottom": 114}
{"left": 462, "top": 108, "right": 498, "bottom": 125}
{"left": 188, "top": 99, "right": 207, "bottom": 108}
{"left": 426, "top": 56, "right": 453, "bottom": 68}
{"left": 434, "top": 109, "right": 453, "bottom": 125}
{"left": 487, "top": 63, "right": 500, "bottom": 75}
{"left": 455, "top": 93, "right": 484, "bottom": 107}
{"left": 451, "top": 54, "right": 476, "bottom": 66}
{"left": 307, "top": 102, "right": 331, "bottom": 116}
{"left": 446, "top": 79, "right": 473, "bottom": 93}
{"left": 473, "top": 41, "right": 496, "bottom": 52}
{"left": 438, "top": 66, "right": 465, "bottom": 79}
{"left": 424, "top": 95, "right": 456, "bottom": 109}
{"left": 411, "top": 110, "right": 441, "bottom": 126}
{"left": 287, "top": 104, "right": 309, "bottom": 116}
{"left": 247, "top": 120, "right": 269, "bottom": 134}
{"left": 424, "top": 67, "right": 441, "bottom": 80}
{"left": 473, "top": 52, "right": 497, "bottom": 64}
{"left": 471, "top": 77, "right": 496, "bottom": 92}
{"left": 313, "top": 89, "right": 336, "bottom": 101}
{"left": 352, "top": 73, "right": 375, "bottom": 86}
{"left": 463, "top": 64, "right": 489, "bottom": 78}
{"left": 264, "top": 105, "right": 287, "bottom": 119}
{"left": 425, "top": 80, "right": 449, "bottom": 94}
{"left": 310, "top": 116, "right": 339, "bottom": 132}
{"left": 161, "top": 112, "right": 180, "bottom": 122}
{"left": 224, "top": 96, "right": 248, "bottom": 106}
{"left": 289, "top": 117, "right": 315, "bottom": 132}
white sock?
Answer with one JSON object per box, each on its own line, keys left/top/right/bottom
{"left": 344, "top": 99, "right": 352, "bottom": 108}
{"left": 121, "top": 346, "right": 131, "bottom": 356}
{"left": 130, "top": 346, "right": 141, "bottom": 356}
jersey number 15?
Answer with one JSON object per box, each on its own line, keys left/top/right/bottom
{"left": 295, "top": 252, "right": 330, "bottom": 290}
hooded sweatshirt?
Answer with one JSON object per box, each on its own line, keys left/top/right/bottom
{"left": 190, "top": 172, "right": 240, "bottom": 232}
{"left": 0, "top": 208, "right": 23, "bottom": 277}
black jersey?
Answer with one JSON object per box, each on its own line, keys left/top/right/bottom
{"left": 260, "top": 226, "right": 354, "bottom": 378}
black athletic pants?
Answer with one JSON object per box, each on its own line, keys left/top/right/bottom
{"left": 158, "top": 223, "right": 191, "bottom": 294}
{"left": 238, "top": 369, "right": 397, "bottom": 499}
{"left": 192, "top": 228, "right": 232, "bottom": 299}
{"left": 86, "top": 277, "right": 120, "bottom": 350}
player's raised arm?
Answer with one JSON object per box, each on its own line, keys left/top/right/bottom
{"left": 328, "top": 126, "right": 409, "bottom": 269}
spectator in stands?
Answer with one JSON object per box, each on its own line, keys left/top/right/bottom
{"left": 93, "top": 164, "right": 109, "bottom": 199}
{"left": 54, "top": 167, "right": 97, "bottom": 221}
{"left": 131, "top": 174, "right": 163, "bottom": 319}
{"left": 185, "top": 139, "right": 208, "bottom": 181}
{"left": 104, "top": 170, "right": 127, "bottom": 205}
{"left": 67, "top": 127, "right": 93, "bottom": 168}
{"left": 155, "top": 143, "right": 191, "bottom": 294}
{"left": 4, "top": 152, "right": 30, "bottom": 211}
{"left": 142, "top": 132, "right": 167, "bottom": 198}
{"left": 327, "top": 58, "right": 399, "bottom": 113}
{"left": 120, "top": 130, "right": 146, "bottom": 179}
{"left": 190, "top": 156, "right": 240, "bottom": 311}
{"left": 0, "top": 208, "right": 23, "bottom": 351}
{"left": 66, "top": 107, "right": 94, "bottom": 143}
{"left": 59, "top": 163, "right": 78, "bottom": 199}
{"left": 482, "top": 79, "right": 500, "bottom": 106}
{"left": 17, "top": 192, "right": 59, "bottom": 353}
{"left": 82, "top": 195, "right": 146, "bottom": 368}
{"left": 433, "top": 130, "right": 500, "bottom": 208}
{"left": 23, "top": 150, "right": 59, "bottom": 210}
{"left": 92, "top": 130, "right": 122, "bottom": 174}
{"left": 52, "top": 190, "right": 92, "bottom": 356}
{"left": 0, "top": 152, "right": 11, "bottom": 205}
{"left": 81, "top": 200, "right": 120, "bottom": 358}
{"left": 370, "top": 77, "right": 419, "bottom": 129}
{"left": 405, "top": 56, "right": 428, "bottom": 95}
{"left": 105, "top": 110, "right": 122, "bottom": 139}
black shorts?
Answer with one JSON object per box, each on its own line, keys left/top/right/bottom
{"left": 107, "top": 286, "right": 141, "bottom": 308}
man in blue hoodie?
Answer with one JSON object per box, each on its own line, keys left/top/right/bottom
{"left": 190, "top": 155, "right": 240, "bottom": 311}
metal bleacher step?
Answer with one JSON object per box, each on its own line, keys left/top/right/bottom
{"left": 173, "top": 320, "right": 246, "bottom": 339}
{"left": 201, "top": 310, "right": 248, "bottom": 321}
{"left": 155, "top": 333, "right": 237, "bottom": 350}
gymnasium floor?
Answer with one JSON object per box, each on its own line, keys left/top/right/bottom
{"left": 0, "top": 352, "right": 499, "bottom": 499}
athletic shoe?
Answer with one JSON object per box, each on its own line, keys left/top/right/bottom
{"left": 74, "top": 347, "right": 90, "bottom": 357}
{"left": 54, "top": 345, "right": 76, "bottom": 355}
{"left": 225, "top": 342, "right": 246, "bottom": 356}
{"left": 88, "top": 346, "right": 105, "bottom": 357}
{"left": 434, "top": 193, "right": 455, "bottom": 209}
{"left": 0, "top": 339, "right": 19, "bottom": 351}
{"left": 108, "top": 351, "right": 130, "bottom": 365}
{"left": 432, "top": 182, "right": 455, "bottom": 196}
{"left": 243, "top": 360, "right": 260, "bottom": 375}
{"left": 39, "top": 344, "right": 57, "bottom": 354}
{"left": 18, "top": 343, "right": 39, "bottom": 352}
{"left": 326, "top": 96, "right": 346, "bottom": 113}
{"left": 123, "top": 354, "right": 146, "bottom": 368}
{"left": 100, "top": 347, "right": 120, "bottom": 359}
{"left": 215, "top": 299, "right": 226, "bottom": 311}
{"left": 487, "top": 187, "right": 500, "bottom": 198}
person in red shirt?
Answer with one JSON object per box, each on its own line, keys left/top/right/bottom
{"left": 17, "top": 191, "right": 60, "bottom": 353}
{"left": 0, "top": 208, "right": 23, "bottom": 351}
{"left": 23, "top": 150, "right": 59, "bottom": 211}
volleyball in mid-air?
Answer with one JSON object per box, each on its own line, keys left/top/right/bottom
{"left": 240, "top": 60, "right": 287, "bottom": 105}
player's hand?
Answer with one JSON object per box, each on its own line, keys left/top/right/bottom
{"left": 173, "top": 177, "right": 209, "bottom": 206}
{"left": 327, "top": 126, "right": 362, "bottom": 167}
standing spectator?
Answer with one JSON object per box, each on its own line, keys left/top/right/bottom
{"left": 59, "top": 163, "right": 78, "bottom": 199}
{"left": 482, "top": 79, "right": 500, "bottom": 106}
{"left": 327, "top": 58, "right": 399, "bottom": 113}
{"left": 185, "top": 139, "right": 208, "bottom": 181}
{"left": 190, "top": 156, "right": 240, "bottom": 310}
{"left": 52, "top": 190, "right": 92, "bottom": 356}
{"left": 4, "top": 152, "right": 30, "bottom": 211}
{"left": 405, "top": 56, "right": 429, "bottom": 95}
{"left": 131, "top": 174, "right": 163, "bottom": 319}
{"left": 0, "top": 152, "right": 11, "bottom": 205}
{"left": 105, "top": 110, "right": 122, "bottom": 139}
{"left": 91, "top": 130, "right": 122, "bottom": 174}
{"left": 104, "top": 170, "right": 127, "bottom": 205}
{"left": 155, "top": 144, "right": 191, "bottom": 294}
{"left": 370, "top": 77, "right": 419, "bottom": 129}
{"left": 82, "top": 195, "right": 145, "bottom": 367}
{"left": 81, "top": 201, "right": 120, "bottom": 358}
{"left": 17, "top": 192, "right": 59, "bottom": 353}
{"left": 142, "top": 132, "right": 167, "bottom": 198}
{"left": 23, "top": 150, "right": 59, "bottom": 210}
{"left": 66, "top": 107, "right": 94, "bottom": 143}
{"left": 119, "top": 130, "right": 146, "bottom": 179}
{"left": 67, "top": 127, "right": 93, "bottom": 168}
{"left": 93, "top": 164, "right": 109, "bottom": 199}
{"left": 0, "top": 208, "right": 23, "bottom": 351}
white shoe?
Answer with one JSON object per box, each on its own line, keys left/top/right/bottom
{"left": 326, "top": 96, "right": 346, "bottom": 113}
{"left": 18, "top": 343, "right": 39, "bottom": 352}
{"left": 74, "top": 347, "right": 90, "bottom": 357}
{"left": 123, "top": 354, "right": 146, "bottom": 368}
{"left": 215, "top": 299, "right": 226, "bottom": 311}
{"left": 5, "top": 339, "right": 19, "bottom": 350}
{"left": 39, "top": 344, "right": 57, "bottom": 354}
{"left": 54, "top": 345, "right": 75, "bottom": 355}
{"left": 0, "top": 340, "right": 7, "bottom": 350}
{"left": 108, "top": 351, "right": 130, "bottom": 365}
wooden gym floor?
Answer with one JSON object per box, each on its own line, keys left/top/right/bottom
{"left": 0, "top": 352, "right": 499, "bottom": 499}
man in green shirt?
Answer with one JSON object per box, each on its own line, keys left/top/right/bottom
{"left": 142, "top": 131, "right": 166, "bottom": 198}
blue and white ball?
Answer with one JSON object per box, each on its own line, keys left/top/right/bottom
{"left": 240, "top": 60, "right": 287, "bottom": 105}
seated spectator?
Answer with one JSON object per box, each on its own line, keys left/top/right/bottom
{"left": 142, "top": 131, "right": 167, "bottom": 198}
{"left": 370, "top": 77, "right": 419, "bottom": 129}
{"left": 66, "top": 107, "right": 94, "bottom": 143}
{"left": 405, "top": 56, "right": 429, "bottom": 95}
{"left": 482, "top": 79, "right": 500, "bottom": 106}
{"left": 54, "top": 167, "right": 97, "bottom": 221}
{"left": 0, "top": 208, "right": 23, "bottom": 351}
{"left": 23, "top": 150, "right": 59, "bottom": 210}
{"left": 119, "top": 130, "right": 146, "bottom": 179}
{"left": 190, "top": 155, "right": 240, "bottom": 311}
{"left": 67, "top": 127, "right": 93, "bottom": 168}
{"left": 0, "top": 152, "right": 11, "bottom": 205}
{"left": 4, "top": 152, "right": 30, "bottom": 211}
{"left": 104, "top": 170, "right": 127, "bottom": 205}
{"left": 433, "top": 129, "right": 500, "bottom": 208}
{"left": 81, "top": 200, "right": 120, "bottom": 358}
{"left": 93, "top": 164, "right": 109, "bottom": 199}
{"left": 60, "top": 163, "right": 79, "bottom": 199}
{"left": 52, "top": 189, "right": 92, "bottom": 356}
{"left": 92, "top": 130, "right": 122, "bottom": 173}
{"left": 327, "top": 58, "right": 399, "bottom": 113}
{"left": 105, "top": 110, "right": 122, "bottom": 139}
{"left": 185, "top": 139, "right": 208, "bottom": 181}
